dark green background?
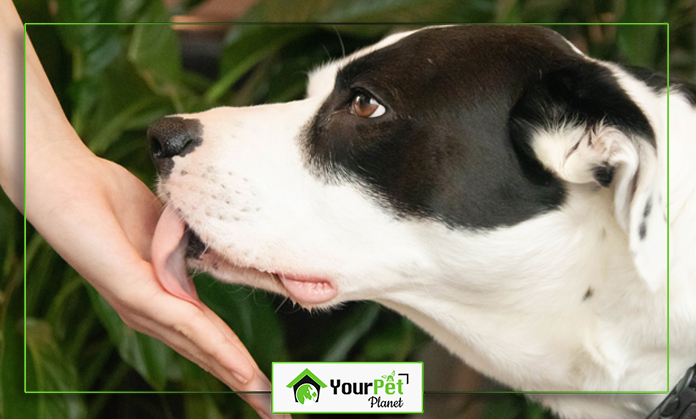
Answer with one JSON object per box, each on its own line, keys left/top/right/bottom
{"left": 2, "top": 0, "right": 693, "bottom": 418}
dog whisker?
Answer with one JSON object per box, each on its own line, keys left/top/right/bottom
{"left": 332, "top": 25, "right": 345, "bottom": 58}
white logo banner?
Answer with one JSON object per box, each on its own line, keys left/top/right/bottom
{"left": 272, "top": 362, "right": 423, "bottom": 414}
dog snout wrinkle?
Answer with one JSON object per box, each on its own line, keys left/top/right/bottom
{"left": 147, "top": 117, "right": 204, "bottom": 177}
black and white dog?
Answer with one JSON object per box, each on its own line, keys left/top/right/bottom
{"left": 147, "top": 26, "right": 696, "bottom": 419}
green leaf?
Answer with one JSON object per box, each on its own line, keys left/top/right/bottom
{"left": 25, "top": 319, "right": 87, "bottom": 419}
{"left": 117, "top": 0, "right": 169, "bottom": 23}
{"left": 322, "top": 303, "right": 379, "bottom": 362}
{"left": 482, "top": 395, "right": 523, "bottom": 419}
{"left": 184, "top": 393, "right": 225, "bottom": 419}
{"left": 0, "top": 262, "right": 38, "bottom": 419}
{"left": 0, "top": 193, "right": 20, "bottom": 284}
{"left": 239, "top": 0, "right": 451, "bottom": 25}
{"left": 127, "top": 6, "right": 186, "bottom": 109}
{"left": 194, "top": 275, "right": 288, "bottom": 377}
{"left": 88, "top": 95, "right": 169, "bottom": 155}
{"left": 495, "top": 0, "right": 522, "bottom": 22}
{"left": 52, "top": 4, "right": 183, "bottom": 153}
{"left": 617, "top": 0, "right": 667, "bottom": 67}
{"left": 26, "top": 319, "right": 79, "bottom": 390}
{"left": 53, "top": 14, "right": 122, "bottom": 80}
{"left": 525, "top": 401, "right": 552, "bottom": 419}
{"left": 25, "top": 236, "right": 70, "bottom": 319}
{"left": 362, "top": 314, "right": 427, "bottom": 361}
{"left": 214, "top": 0, "right": 502, "bottom": 106}
{"left": 77, "top": 53, "right": 174, "bottom": 154}
{"left": 517, "top": 0, "right": 573, "bottom": 23}
{"left": 211, "top": 26, "right": 310, "bottom": 104}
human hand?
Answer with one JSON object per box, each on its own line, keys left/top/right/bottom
{"left": 2, "top": 3, "right": 287, "bottom": 415}
{"left": 26, "top": 154, "right": 286, "bottom": 419}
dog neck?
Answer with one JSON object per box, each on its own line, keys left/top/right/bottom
{"left": 376, "top": 81, "right": 696, "bottom": 403}
{"left": 377, "top": 185, "right": 667, "bottom": 394}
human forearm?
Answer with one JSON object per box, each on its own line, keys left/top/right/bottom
{"left": 0, "top": 1, "right": 25, "bottom": 208}
{"left": 1, "top": 1, "right": 94, "bottom": 210}
{"left": 2, "top": 6, "right": 281, "bottom": 416}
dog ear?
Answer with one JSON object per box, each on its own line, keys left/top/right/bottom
{"left": 511, "top": 61, "right": 667, "bottom": 291}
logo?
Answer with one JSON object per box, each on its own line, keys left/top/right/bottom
{"left": 286, "top": 368, "right": 327, "bottom": 405}
{"left": 273, "top": 362, "right": 423, "bottom": 413}
{"left": 330, "top": 369, "right": 410, "bottom": 408}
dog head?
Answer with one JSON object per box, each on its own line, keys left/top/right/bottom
{"left": 148, "top": 25, "right": 666, "bottom": 313}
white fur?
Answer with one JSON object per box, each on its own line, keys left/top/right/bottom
{"left": 157, "top": 28, "right": 696, "bottom": 419}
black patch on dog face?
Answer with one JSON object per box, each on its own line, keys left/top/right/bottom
{"left": 511, "top": 61, "right": 656, "bottom": 149}
{"left": 305, "top": 26, "right": 575, "bottom": 230}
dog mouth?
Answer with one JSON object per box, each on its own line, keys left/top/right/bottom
{"left": 184, "top": 227, "right": 206, "bottom": 260}
{"left": 151, "top": 205, "right": 338, "bottom": 306}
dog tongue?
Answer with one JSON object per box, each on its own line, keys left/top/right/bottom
{"left": 152, "top": 205, "right": 201, "bottom": 307}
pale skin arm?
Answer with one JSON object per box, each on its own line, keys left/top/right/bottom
{"left": 0, "top": 3, "right": 283, "bottom": 418}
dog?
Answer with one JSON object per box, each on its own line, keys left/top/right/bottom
{"left": 146, "top": 25, "right": 696, "bottom": 419}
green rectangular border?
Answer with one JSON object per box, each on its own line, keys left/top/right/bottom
{"left": 23, "top": 22, "right": 671, "bottom": 396}
{"left": 271, "top": 361, "right": 425, "bottom": 414}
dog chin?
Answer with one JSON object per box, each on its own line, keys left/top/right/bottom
{"left": 187, "top": 252, "right": 286, "bottom": 296}
{"left": 188, "top": 245, "right": 340, "bottom": 310}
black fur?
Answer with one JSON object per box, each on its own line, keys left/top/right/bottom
{"left": 622, "top": 65, "right": 696, "bottom": 107}
{"left": 510, "top": 61, "right": 656, "bottom": 148}
{"left": 304, "top": 25, "right": 658, "bottom": 230}
{"left": 305, "top": 26, "right": 570, "bottom": 229}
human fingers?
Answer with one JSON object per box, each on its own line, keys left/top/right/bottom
{"left": 119, "top": 287, "right": 258, "bottom": 386}
{"left": 196, "top": 305, "right": 292, "bottom": 417}
{"left": 160, "top": 329, "right": 286, "bottom": 419}
{"left": 239, "top": 391, "right": 292, "bottom": 419}
{"left": 116, "top": 290, "right": 284, "bottom": 418}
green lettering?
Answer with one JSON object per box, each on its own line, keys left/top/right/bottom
{"left": 374, "top": 379, "right": 384, "bottom": 394}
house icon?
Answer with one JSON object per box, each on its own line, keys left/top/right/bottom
{"left": 286, "top": 368, "right": 328, "bottom": 404}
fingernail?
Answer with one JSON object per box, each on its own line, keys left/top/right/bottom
{"left": 233, "top": 371, "right": 249, "bottom": 384}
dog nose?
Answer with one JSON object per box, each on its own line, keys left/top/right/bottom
{"left": 147, "top": 117, "right": 202, "bottom": 174}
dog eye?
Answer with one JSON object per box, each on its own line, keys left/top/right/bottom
{"left": 350, "top": 93, "right": 386, "bottom": 118}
